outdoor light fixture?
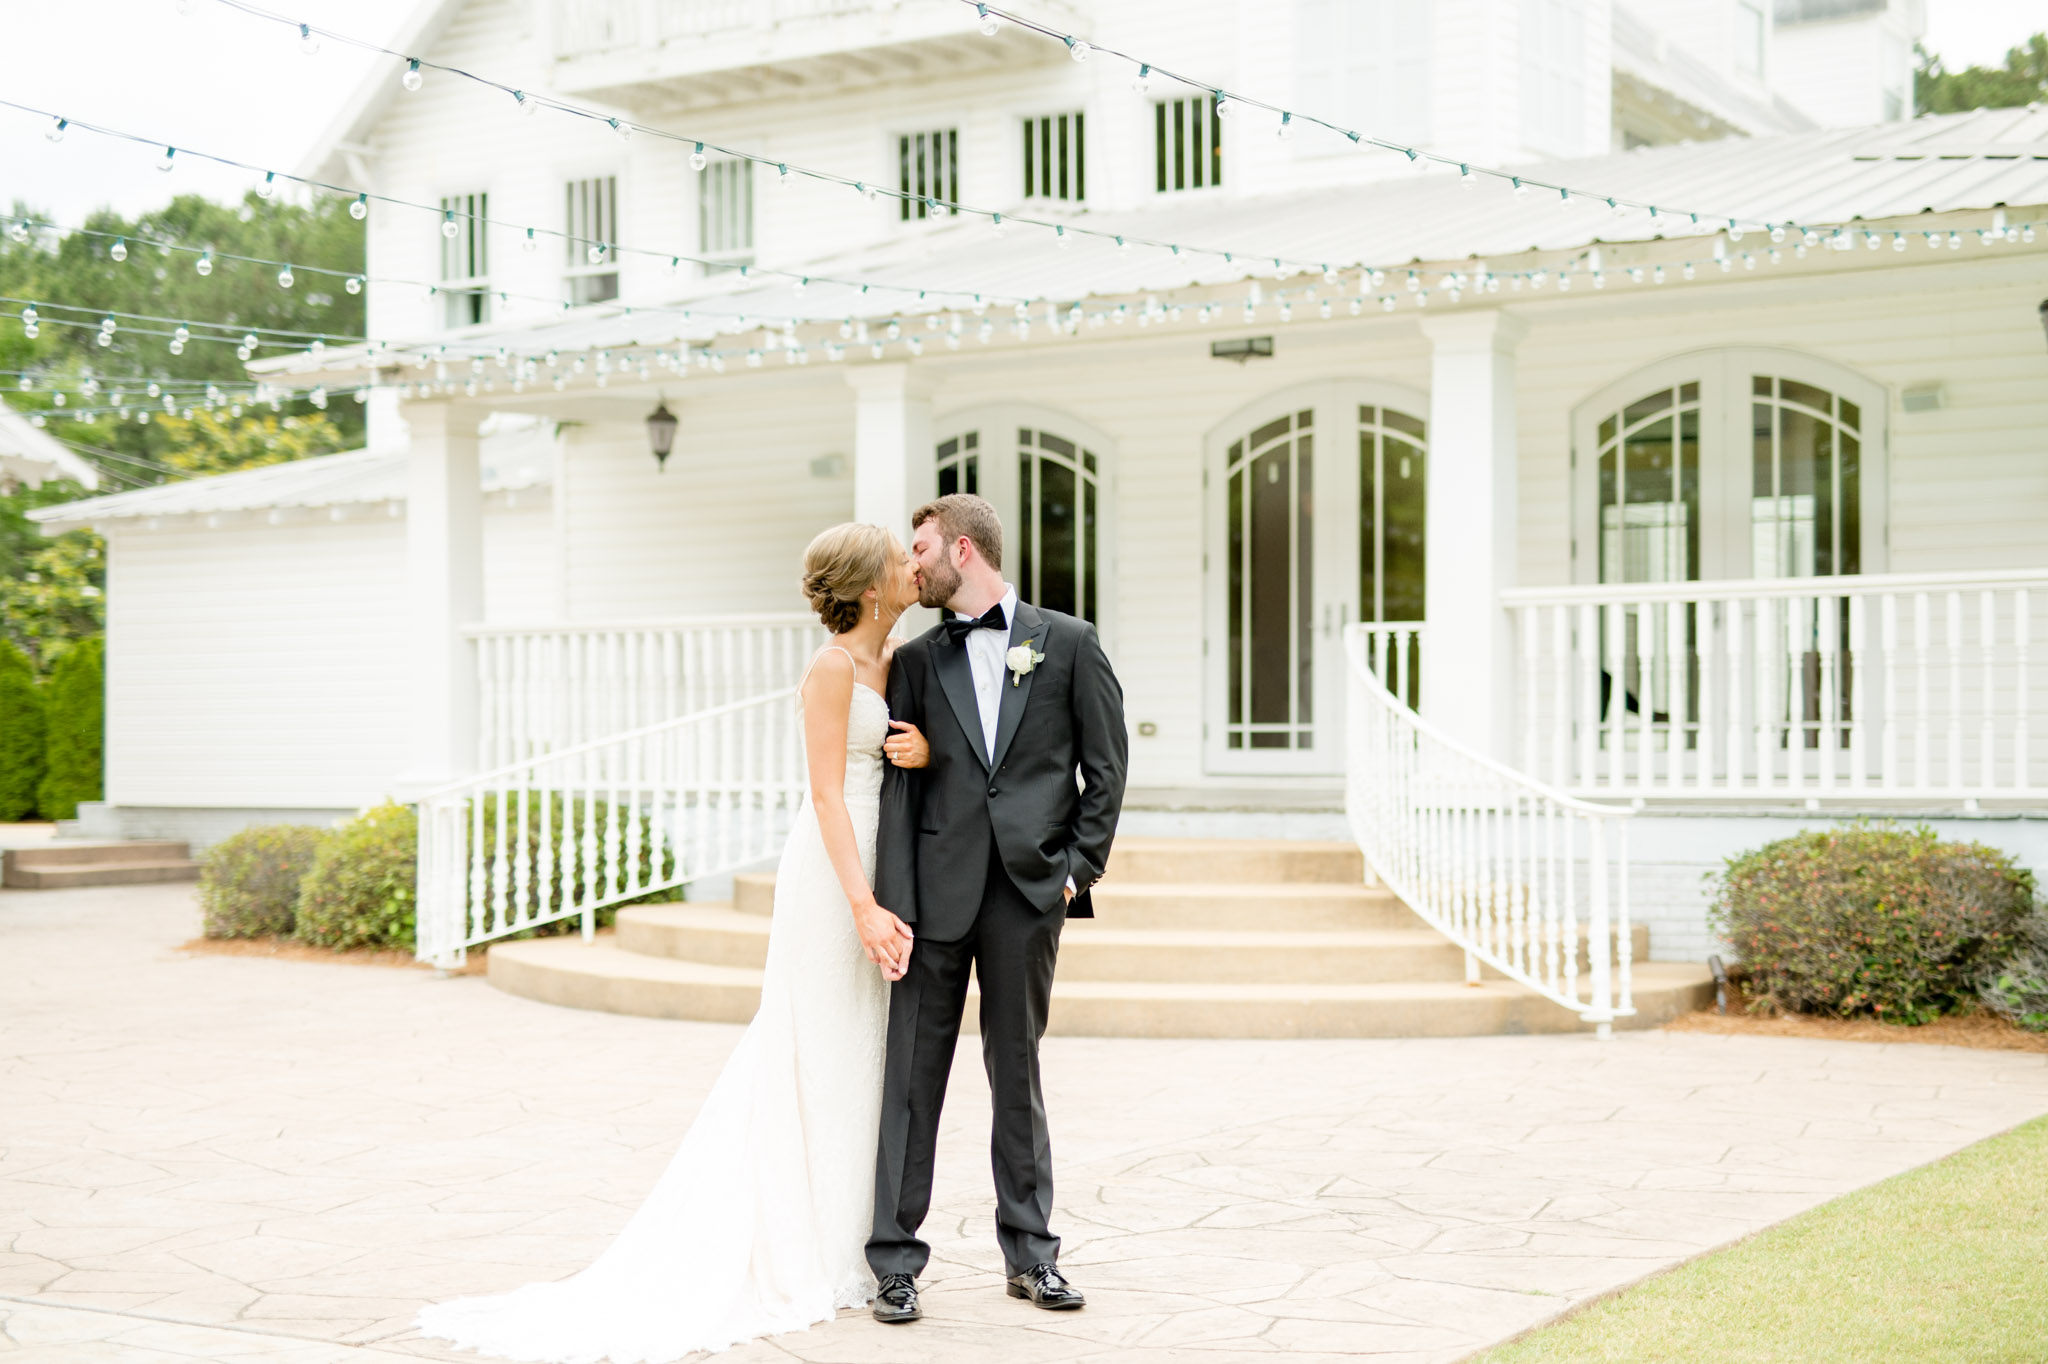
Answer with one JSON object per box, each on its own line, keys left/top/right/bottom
{"left": 2039, "top": 300, "right": 2047, "bottom": 355}
{"left": 1210, "top": 336, "right": 1274, "bottom": 364}
{"left": 645, "top": 398, "right": 679, "bottom": 471}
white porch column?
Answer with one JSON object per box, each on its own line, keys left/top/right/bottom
{"left": 846, "top": 363, "right": 936, "bottom": 531}
{"left": 394, "top": 401, "right": 484, "bottom": 796}
{"left": 1421, "top": 312, "right": 1528, "bottom": 761}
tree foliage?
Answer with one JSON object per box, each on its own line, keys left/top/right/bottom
{"left": 0, "top": 190, "right": 366, "bottom": 482}
{"left": 1917, "top": 34, "right": 2048, "bottom": 114}
{"left": 38, "top": 634, "right": 104, "bottom": 820}
{"left": 0, "top": 478, "right": 102, "bottom": 673}
{"left": 0, "top": 639, "right": 46, "bottom": 820}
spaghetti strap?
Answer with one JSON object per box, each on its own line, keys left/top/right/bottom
{"left": 798, "top": 645, "right": 858, "bottom": 693}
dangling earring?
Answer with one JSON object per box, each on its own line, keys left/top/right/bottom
{"left": 872, "top": 598, "right": 879, "bottom": 622}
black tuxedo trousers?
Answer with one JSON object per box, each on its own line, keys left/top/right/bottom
{"left": 867, "top": 601, "right": 1127, "bottom": 1280}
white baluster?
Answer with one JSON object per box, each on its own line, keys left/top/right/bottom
{"left": 1946, "top": 591, "right": 1964, "bottom": 793}
{"left": 2017, "top": 590, "right": 2033, "bottom": 793}
{"left": 1981, "top": 590, "right": 1998, "bottom": 791}
{"left": 1848, "top": 594, "right": 1868, "bottom": 790}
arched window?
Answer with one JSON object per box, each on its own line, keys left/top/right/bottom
{"left": 1750, "top": 375, "right": 1862, "bottom": 579}
{"left": 1594, "top": 381, "right": 1701, "bottom": 585}
{"left": 932, "top": 415, "right": 1106, "bottom": 626}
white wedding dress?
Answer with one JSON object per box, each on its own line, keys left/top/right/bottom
{"left": 416, "top": 664, "right": 892, "bottom": 1363}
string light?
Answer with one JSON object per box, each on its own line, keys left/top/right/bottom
{"left": 401, "top": 58, "right": 423, "bottom": 92}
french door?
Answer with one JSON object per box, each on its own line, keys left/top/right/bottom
{"left": 935, "top": 411, "right": 1108, "bottom": 630}
{"left": 1204, "top": 384, "right": 1429, "bottom": 775}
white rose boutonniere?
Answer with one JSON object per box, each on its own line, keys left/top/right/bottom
{"left": 1006, "top": 640, "right": 1045, "bottom": 687}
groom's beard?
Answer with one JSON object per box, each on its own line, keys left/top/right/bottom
{"left": 916, "top": 558, "right": 961, "bottom": 610}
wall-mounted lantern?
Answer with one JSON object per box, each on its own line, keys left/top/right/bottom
{"left": 646, "top": 398, "right": 679, "bottom": 471}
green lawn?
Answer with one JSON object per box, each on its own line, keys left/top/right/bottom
{"left": 1471, "top": 1115, "right": 2048, "bottom": 1364}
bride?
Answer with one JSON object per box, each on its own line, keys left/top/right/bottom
{"left": 416, "top": 523, "right": 928, "bottom": 1363}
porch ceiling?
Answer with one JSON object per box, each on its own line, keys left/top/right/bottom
{"left": 263, "top": 105, "right": 2048, "bottom": 389}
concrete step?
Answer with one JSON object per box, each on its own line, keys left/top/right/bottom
{"left": 3, "top": 857, "right": 201, "bottom": 889}
{"left": 618, "top": 903, "right": 1650, "bottom": 986}
{"left": 1103, "top": 837, "right": 1364, "bottom": 885}
{"left": 486, "top": 936, "right": 1713, "bottom": 1038}
{"left": 4, "top": 839, "right": 191, "bottom": 869}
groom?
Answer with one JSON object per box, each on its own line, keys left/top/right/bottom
{"left": 868, "top": 493, "right": 1128, "bottom": 1322}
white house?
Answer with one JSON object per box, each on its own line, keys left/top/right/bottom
{"left": 34, "top": 0, "right": 2048, "bottom": 1033}
{"left": 1, "top": 403, "right": 100, "bottom": 494}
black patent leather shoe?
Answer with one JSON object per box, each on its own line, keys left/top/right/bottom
{"left": 873, "top": 1272, "right": 921, "bottom": 1323}
{"left": 1006, "top": 1263, "right": 1085, "bottom": 1310}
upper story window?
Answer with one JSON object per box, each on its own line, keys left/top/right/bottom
{"left": 1734, "top": 0, "right": 1766, "bottom": 77}
{"left": 1520, "top": 0, "right": 1586, "bottom": 155}
{"left": 1154, "top": 97, "right": 1221, "bottom": 192}
{"left": 1022, "top": 112, "right": 1085, "bottom": 203}
{"left": 698, "top": 158, "right": 754, "bottom": 274}
{"left": 899, "top": 129, "right": 959, "bottom": 221}
{"left": 564, "top": 176, "right": 619, "bottom": 306}
{"left": 1293, "top": 0, "right": 1432, "bottom": 154}
{"left": 438, "top": 192, "right": 489, "bottom": 328}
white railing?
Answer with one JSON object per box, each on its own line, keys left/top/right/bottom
{"left": 468, "top": 614, "right": 819, "bottom": 770}
{"left": 1505, "top": 569, "right": 2048, "bottom": 800}
{"left": 551, "top": 0, "right": 879, "bottom": 55}
{"left": 1344, "top": 625, "right": 1635, "bottom": 1035}
{"left": 417, "top": 690, "right": 806, "bottom": 968}
{"left": 1358, "top": 621, "right": 1424, "bottom": 711}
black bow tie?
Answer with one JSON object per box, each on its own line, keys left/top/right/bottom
{"left": 943, "top": 604, "right": 1008, "bottom": 645}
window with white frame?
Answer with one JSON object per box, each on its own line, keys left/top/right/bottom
{"left": 438, "top": 192, "right": 489, "bottom": 328}
{"left": 1734, "top": 0, "right": 1766, "bottom": 77}
{"left": 1520, "top": 0, "right": 1586, "bottom": 155}
{"left": 564, "top": 176, "right": 619, "bottom": 306}
{"left": 1293, "top": 0, "right": 1432, "bottom": 153}
{"left": 698, "top": 158, "right": 754, "bottom": 274}
{"left": 899, "top": 129, "right": 959, "bottom": 220}
{"left": 935, "top": 423, "right": 1103, "bottom": 625}
{"left": 1022, "top": 112, "right": 1085, "bottom": 202}
{"left": 1154, "top": 97, "right": 1222, "bottom": 192}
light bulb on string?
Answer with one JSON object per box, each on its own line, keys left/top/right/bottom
{"left": 1213, "top": 91, "right": 1232, "bottom": 120}
{"left": 276, "top": 266, "right": 294, "bottom": 288}
{"left": 690, "top": 143, "right": 707, "bottom": 171}
{"left": 299, "top": 23, "right": 320, "bottom": 55}
{"left": 195, "top": 252, "right": 213, "bottom": 276}
{"left": 349, "top": 193, "right": 368, "bottom": 220}
{"left": 1276, "top": 112, "right": 1293, "bottom": 140}
{"left": 777, "top": 163, "right": 793, "bottom": 187}
{"left": 442, "top": 211, "right": 461, "bottom": 239}
{"left": 1947, "top": 231, "right": 1961, "bottom": 249}
{"left": 1055, "top": 225, "right": 1070, "bottom": 249}
{"left": 156, "top": 146, "right": 177, "bottom": 173}
{"left": 609, "top": 118, "right": 632, "bottom": 142}
{"left": 45, "top": 117, "right": 66, "bottom": 143}
{"left": 1132, "top": 64, "right": 1151, "bottom": 95}
{"left": 514, "top": 89, "right": 539, "bottom": 116}
{"left": 522, "top": 227, "right": 538, "bottom": 253}
{"left": 402, "top": 59, "right": 423, "bottom": 92}
{"left": 345, "top": 275, "right": 363, "bottom": 295}
{"left": 1459, "top": 164, "right": 1474, "bottom": 189}
{"left": 257, "top": 171, "right": 277, "bottom": 200}
{"left": 1066, "top": 36, "right": 1090, "bottom": 61}
{"left": 975, "top": 4, "right": 1001, "bottom": 36}
{"left": 586, "top": 242, "right": 607, "bottom": 265}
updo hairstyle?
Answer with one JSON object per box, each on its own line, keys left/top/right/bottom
{"left": 801, "top": 522, "right": 894, "bottom": 634}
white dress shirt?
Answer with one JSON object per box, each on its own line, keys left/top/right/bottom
{"left": 955, "top": 586, "right": 1074, "bottom": 897}
{"left": 956, "top": 585, "right": 1017, "bottom": 765}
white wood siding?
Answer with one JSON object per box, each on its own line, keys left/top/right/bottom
{"left": 102, "top": 502, "right": 553, "bottom": 809}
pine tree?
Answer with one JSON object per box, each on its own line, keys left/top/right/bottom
{"left": 37, "top": 635, "right": 104, "bottom": 821}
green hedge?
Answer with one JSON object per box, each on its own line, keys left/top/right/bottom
{"left": 1980, "top": 910, "right": 2048, "bottom": 1032}
{"left": 1712, "top": 823, "right": 2034, "bottom": 1024}
{"left": 200, "top": 823, "right": 326, "bottom": 938}
{"left": 0, "top": 640, "right": 45, "bottom": 821}
{"left": 37, "top": 635, "right": 103, "bottom": 820}
{"left": 296, "top": 802, "right": 419, "bottom": 950}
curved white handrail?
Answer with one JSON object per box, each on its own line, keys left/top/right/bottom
{"left": 415, "top": 688, "right": 806, "bottom": 969}
{"left": 1343, "top": 625, "right": 1635, "bottom": 1034}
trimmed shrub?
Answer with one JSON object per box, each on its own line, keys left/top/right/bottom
{"left": 1979, "top": 909, "right": 2048, "bottom": 1033}
{"left": 1712, "top": 823, "right": 2034, "bottom": 1023}
{"left": 0, "top": 640, "right": 45, "bottom": 820}
{"left": 296, "top": 802, "right": 419, "bottom": 950}
{"left": 37, "top": 635, "right": 103, "bottom": 820}
{"left": 199, "top": 823, "right": 326, "bottom": 938}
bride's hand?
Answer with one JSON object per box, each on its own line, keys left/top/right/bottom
{"left": 883, "top": 720, "right": 929, "bottom": 769}
{"left": 853, "top": 897, "right": 915, "bottom": 979}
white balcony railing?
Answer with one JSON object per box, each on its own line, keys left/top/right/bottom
{"left": 551, "top": 0, "right": 886, "bottom": 58}
{"left": 1504, "top": 569, "right": 2048, "bottom": 800}
{"left": 417, "top": 690, "right": 806, "bottom": 968}
{"left": 1358, "top": 621, "right": 1424, "bottom": 711}
{"left": 468, "top": 614, "right": 819, "bottom": 770}
{"left": 1345, "top": 625, "right": 1635, "bottom": 1035}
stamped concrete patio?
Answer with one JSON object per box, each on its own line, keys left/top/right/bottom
{"left": 4, "top": 880, "right": 2047, "bottom": 1364}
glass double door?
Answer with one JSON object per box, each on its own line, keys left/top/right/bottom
{"left": 1204, "top": 387, "right": 1428, "bottom": 774}
{"left": 936, "top": 420, "right": 1103, "bottom": 625}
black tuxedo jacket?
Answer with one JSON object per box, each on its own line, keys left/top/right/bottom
{"left": 875, "top": 598, "right": 1128, "bottom": 944}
